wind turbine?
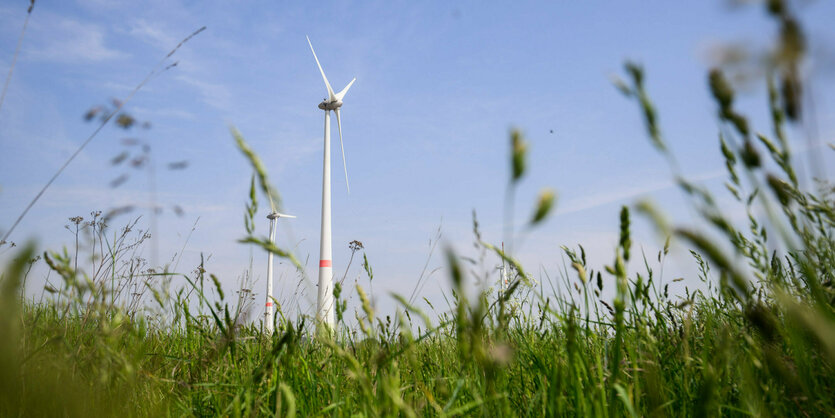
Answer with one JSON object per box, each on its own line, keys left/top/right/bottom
{"left": 307, "top": 36, "right": 355, "bottom": 331}
{"left": 495, "top": 242, "right": 508, "bottom": 296}
{"left": 500, "top": 242, "right": 508, "bottom": 293}
{"left": 264, "top": 210, "right": 295, "bottom": 334}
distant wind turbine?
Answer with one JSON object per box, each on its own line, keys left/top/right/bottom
{"left": 307, "top": 36, "right": 355, "bottom": 331}
{"left": 264, "top": 210, "right": 295, "bottom": 334}
{"left": 494, "top": 242, "right": 508, "bottom": 297}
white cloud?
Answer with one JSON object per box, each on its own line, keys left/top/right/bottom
{"left": 130, "top": 105, "right": 196, "bottom": 121}
{"left": 26, "top": 16, "right": 126, "bottom": 63}
{"left": 558, "top": 169, "right": 726, "bottom": 216}
{"left": 175, "top": 74, "right": 232, "bottom": 111}
{"left": 125, "top": 21, "right": 231, "bottom": 111}
{"left": 128, "top": 19, "right": 177, "bottom": 51}
{"left": 75, "top": 0, "right": 134, "bottom": 12}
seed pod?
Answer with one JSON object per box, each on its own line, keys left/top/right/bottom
{"left": 767, "top": 174, "right": 792, "bottom": 206}
{"left": 781, "top": 74, "right": 802, "bottom": 121}
{"left": 572, "top": 262, "right": 588, "bottom": 285}
{"left": 728, "top": 112, "right": 750, "bottom": 138}
{"left": 619, "top": 206, "right": 631, "bottom": 261}
{"left": 530, "top": 188, "right": 556, "bottom": 225}
{"left": 511, "top": 129, "right": 527, "bottom": 182}
{"left": 719, "top": 134, "right": 736, "bottom": 165}
{"left": 709, "top": 69, "right": 734, "bottom": 112}
{"left": 740, "top": 140, "right": 761, "bottom": 168}
{"left": 766, "top": 0, "right": 785, "bottom": 16}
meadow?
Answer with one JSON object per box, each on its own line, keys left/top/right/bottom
{"left": 1, "top": 1, "right": 834, "bottom": 416}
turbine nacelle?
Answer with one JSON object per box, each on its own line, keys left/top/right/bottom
{"left": 267, "top": 211, "right": 296, "bottom": 220}
{"left": 318, "top": 99, "right": 343, "bottom": 110}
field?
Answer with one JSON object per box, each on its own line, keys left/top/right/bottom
{"left": 2, "top": 1, "right": 834, "bottom": 417}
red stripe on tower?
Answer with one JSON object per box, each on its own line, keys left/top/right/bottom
{"left": 265, "top": 302, "right": 273, "bottom": 307}
{"left": 319, "top": 260, "right": 332, "bottom": 267}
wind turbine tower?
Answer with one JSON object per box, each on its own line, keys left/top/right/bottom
{"left": 307, "top": 36, "right": 355, "bottom": 331}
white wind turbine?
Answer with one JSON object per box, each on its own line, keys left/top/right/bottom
{"left": 307, "top": 36, "right": 355, "bottom": 331}
{"left": 264, "top": 210, "right": 295, "bottom": 334}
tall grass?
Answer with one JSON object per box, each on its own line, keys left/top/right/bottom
{"left": 2, "top": 0, "right": 833, "bottom": 416}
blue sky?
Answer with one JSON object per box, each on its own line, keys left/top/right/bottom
{"left": 1, "top": 0, "right": 834, "bottom": 319}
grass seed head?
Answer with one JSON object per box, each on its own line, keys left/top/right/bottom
{"left": 510, "top": 129, "right": 527, "bottom": 182}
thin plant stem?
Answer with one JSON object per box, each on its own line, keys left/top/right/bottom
{"left": 0, "top": 1, "right": 34, "bottom": 115}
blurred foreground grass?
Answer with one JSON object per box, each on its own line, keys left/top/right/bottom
{"left": 1, "top": 0, "right": 834, "bottom": 416}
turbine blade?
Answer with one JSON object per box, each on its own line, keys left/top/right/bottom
{"left": 335, "top": 108, "right": 350, "bottom": 193}
{"left": 276, "top": 212, "right": 297, "bottom": 219}
{"left": 306, "top": 36, "right": 335, "bottom": 100}
{"left": 335, "top": 78, "right": 356, "bottom": 100}
{"left": 267, "top": 193, "right": 277, "bottom": 213}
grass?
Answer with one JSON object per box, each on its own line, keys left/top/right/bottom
{"left": 1, "top": 0, "right": 834, "bottom": 416}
